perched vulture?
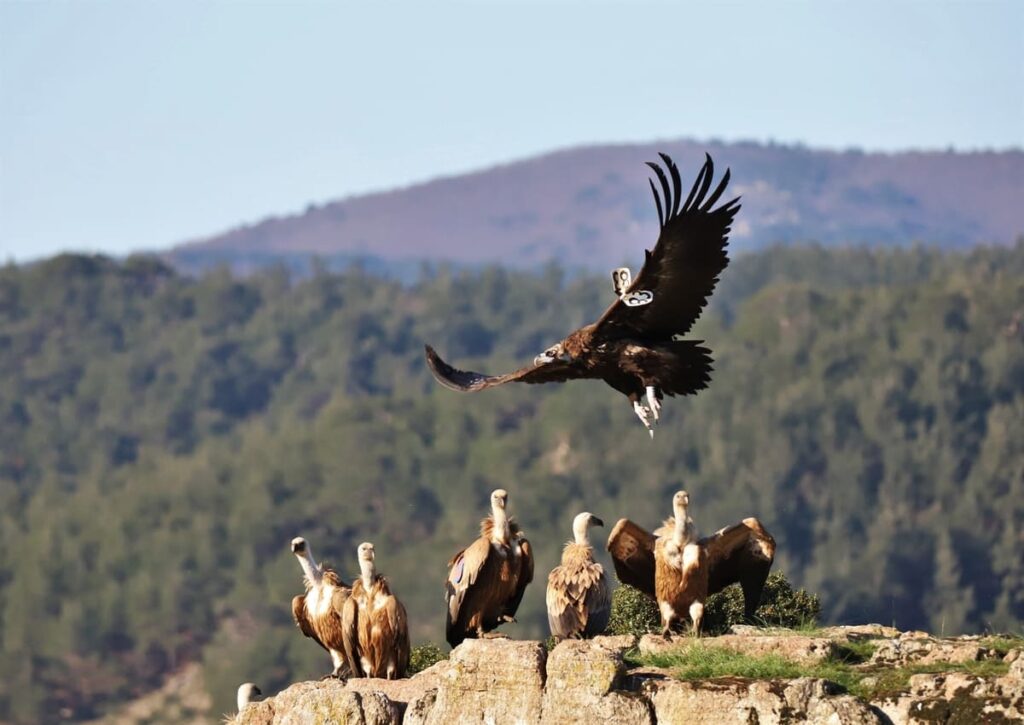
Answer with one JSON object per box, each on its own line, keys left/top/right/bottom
{"left": 236, "top": 683, "right": 262, "bottom": 712}
{"left": 425, "top": 153, "right": 739, "bottom": 436}
{"left": 607, "top": 506, "right": 776, "bottom": 624}
{"left": 290, "top": 536, "right": 352, "bottom": 679}
{"left": 653, "top": 490, "right": 707, "bottom": 635}
{"left": 445, "top": 488, "right": 534, "bottom": 647}
{"left": 342, "top": 542, "right": 411, "bottom": 679}
{"left": 546, "top": 512, "right": 611, "bottom": 641}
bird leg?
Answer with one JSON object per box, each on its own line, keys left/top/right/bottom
{"left": 633, "top": 400, "right": 656, "bottom": 438}
{"left": 498, "top": 614, "right": 517, "bottom": 624}
{"left": 646, "top": 386, "right": 662, "bottom": 421}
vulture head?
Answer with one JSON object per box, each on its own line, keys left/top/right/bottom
{"left": 673, "top": 490, "right": 690, "bottom": 515}
{"left": 572, "top": 512, "right": 604, "bottom": 544}
{"left": 534, "top": 342, "right": 572, "bottom": 366}
{"left": 491, "top": 488, "right": 509, "bottom": 510}
{"left": 237, "top": 682, "right": 262, "bottom": 711}
{"left": 357, "top": 541, "right": 375, "bottom": 564}
{"left": 291, "top": 537, "right": 307, "bottom": 554}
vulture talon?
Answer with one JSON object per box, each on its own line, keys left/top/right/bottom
{"left": 646, "top": 386, "right": 661, "bottom": 421}
{"left": 633, "top": 401, "right": 655, "bottom": 434}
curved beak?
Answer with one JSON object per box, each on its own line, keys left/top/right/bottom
{"left": 590, "top": 515, "right": 605, "bottom": 527}
{"left": 535, "top": 351, "right": 573, "bottom": 366}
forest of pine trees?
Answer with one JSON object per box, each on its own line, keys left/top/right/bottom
{"left": 0, "top": 243, "right": 1022, "bottom": 721}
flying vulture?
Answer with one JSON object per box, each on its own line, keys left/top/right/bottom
{"left": 652, "top": 490, "right": 707, "bottom": 635}
{"left": 607, "top": 504, "right": 776, "bottom": 625}
{"left": 424, "top": 153, "right": 739, "bottom": 436}
{"left": 546, "top": 512, "right": 611, "bottom": 641}
{"left": 236, "top": 683, "right": 262, "bottom": 712}
{"left": 445, "top": 488, "right": 535, "bottom": 647}
{"left": 341, "top": 542, "right": 410, "bottom": 679}
{"left": 290, "top": 536, "right": 352, "bottom": 679}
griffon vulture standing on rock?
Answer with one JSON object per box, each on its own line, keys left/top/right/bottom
{"left": 653, "top": 491, "right": 707, "bottom": 636}
{"left": 425, "top": 152, "right": 739, "bottom": 436}
{"left": 607, "top": 503, "right": 776, "bottom": 624}
{"left": 445, "top": 489, "right": 534, "bottom": 647}
{"left": 290, "top": 537, "right": 352, "bottom": 679}
{"left": 546, "top": 512, "right": 611, "bottom": 641}
{"left": 342, "top": 542, "right": 410, "bottom": 679}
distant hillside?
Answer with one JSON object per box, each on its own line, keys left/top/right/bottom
{"left": 169, "top": 140, "right": 1024, "bottom": 274}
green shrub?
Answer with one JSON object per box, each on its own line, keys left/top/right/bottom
{"left": 606, "top": 584, "right": 661, "bottom": 636}
{"left": 606, "top": 572, "right": 821, "bottom": 637}
{"left": 408, "top": 643, "right": 447, "bottom": 675}
{"left": 703, "top": 572, "right": 821, "bottom": 635}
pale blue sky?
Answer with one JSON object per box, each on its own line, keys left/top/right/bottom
{"left": 2, "top": 0, "right": 1021, "bottom": 261}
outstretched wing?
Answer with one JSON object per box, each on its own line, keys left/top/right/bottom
{"left": 595, "top": 153, "right": 739, "bottom": 340}
{"left": 606, "top": 519, "right": 657, "bottom": 599}
{"left": 701, "top": 517, "right": 776, "bottom": 598}
{"left": 424, "top": 345, "right": 589, "bottom": 392}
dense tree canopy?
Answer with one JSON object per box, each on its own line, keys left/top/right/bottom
{"left": 0, "top": 243, "right": 1022, "bottom": 721}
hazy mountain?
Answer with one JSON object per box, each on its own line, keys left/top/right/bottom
{"left": 169, "top": 140, "right": 1024, "bottom": 275}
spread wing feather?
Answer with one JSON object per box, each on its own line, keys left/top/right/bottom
{"left": 606, "top": 519, "right": 657, "bottom": 599}
{"left": 424, "top": 345, "right": 589, "bottom": 392}
{"left": 596, "top": 153, "right": 739, "bottom": 340}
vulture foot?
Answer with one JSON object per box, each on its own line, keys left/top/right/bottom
{"left": 646, "top": 386, "right": 662, "bottom": 421}
{"left": 633, "top": 401, "right": 656, "bottom": 437}
{"left": 499, "top": 614, "right": 517, "bottom": 624}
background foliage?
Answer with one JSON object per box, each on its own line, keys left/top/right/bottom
{"left": 1, "top": 243, "right": 1022, "bottom": 721}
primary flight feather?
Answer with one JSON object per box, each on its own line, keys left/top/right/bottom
{"left": 424, "top": 152, "right": 739, "bottom": 435}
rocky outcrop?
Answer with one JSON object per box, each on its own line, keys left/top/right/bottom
{"left": 540, "top": 636, "right": 652, "bottom": 724}
{"left": 870, "top": 631, "right": 1000, "bottom": 667}
{"left": 636, "top": 675, "right": 883, "bottom": 724}
{"left": 874, "top": 669, "right": 1024, "bottom": 724}
{"left": 232, "top": 631, "right": 1024, "bottom": 725}
{"left": 237, "top": 679, "right": 399, "bottom": 725}
{"left": 641, "top": 632, "right": 840, "bottom": 664}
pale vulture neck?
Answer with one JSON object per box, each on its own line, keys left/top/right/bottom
{"left": 491, "top": 502, "right": 510, "bottom": 545}
{"left": 572, "top": 516, "right": 590, "bottom": 546}
{"left": 298, "top": 548, "right": 322, "bottom": 586}
{"left": 673, "top": 505, "right": 691, "bottom": 546}
{"left": 360, "top": 558, "right": 376, "bottom": 590}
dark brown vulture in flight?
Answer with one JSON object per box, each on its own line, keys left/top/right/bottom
{"left": 607, "top": 511, "right": 775, "bottom": 624}
{"left": 445, "top": 488, "right": 534, "bottom": 647}
{"left": 424, "top": 153, "right": 739, "bottom": 436}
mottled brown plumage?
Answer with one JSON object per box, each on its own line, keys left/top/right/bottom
{"left": 290, "top": 537, "right": 352, "bottom": 678}
{"left": 342, "top": 543, "right": 410, "bottom": 679}
{"left": 425, "top": 153, "right": 739, "bottom": 436}
{"left": 607, "top": 513, "right": 776, "bottom": 623}
{"left": 546, "top": 513, "right": 611, "bottom": 640}
{"left": 445, "top": 489, "right": 534, "bottom": 647}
